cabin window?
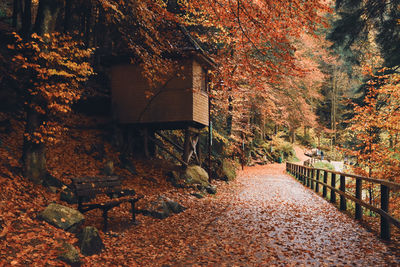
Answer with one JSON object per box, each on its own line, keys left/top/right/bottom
{"left": 193, "top": 60, "right": 207, "bottom": 93}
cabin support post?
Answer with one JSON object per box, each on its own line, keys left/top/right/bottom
{"left": 182, "top": 128, "right": 200, "bottom": 165}
{"left": 183, "top": 128, "right": 191, "bottom": 164}
{"left": 143, "top": 128, "right": 149, "bottom": 158}
{"left": 196, "top": 139, "right": 201, "bottom": 165}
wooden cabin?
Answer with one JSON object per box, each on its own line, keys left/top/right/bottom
{"left": 110, "top": 26, "right": 215, "bottom": 165}
{"left": 111, "top": 56, "right": 211, "bottom": 129}
{"left": 111, "top": 28, "right": 214, "bottom": 130}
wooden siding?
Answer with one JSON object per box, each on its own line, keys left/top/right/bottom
{"left": 192, "top": 60, "right": 206, "bottom": 92}
{"left": 192, "top": 92, "right": 209, "bottom": 126}
{"left": 111, "top": 58, "right": 209, "bottom": 127}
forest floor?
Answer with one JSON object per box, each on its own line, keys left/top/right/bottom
{"left": 1, "top": 112, "right": 399, "bottom": 265}
{"left": 152, "top": 164, "right": 399, "bottom": 266}
{"left": 98, "top": 148, "right": 399, "bottom": 265}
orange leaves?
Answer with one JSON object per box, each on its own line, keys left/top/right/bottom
{"left": 7, "top": 32, "right": 94, "bottom": 144}
{"left": 347, "top": 67, "right": 400, "bottom": 182}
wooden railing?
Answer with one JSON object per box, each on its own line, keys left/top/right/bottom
{"left": 286, "top": 162, "right": 400, "bottom": 240}
{"left": 303, "top": 158, "right": 320, "bottom": 166}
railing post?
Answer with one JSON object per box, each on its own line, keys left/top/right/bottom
{"left": 297, "top": 165, "right": 300, "bottom": 180}
{"left": 330, "top": 173, "right": 336, "bottom": 203}
{"left": 310, "top": 169, "right": 315, "bottom": 190}
{"left": 355, "top": 178, "right": 362, "bottom": 220}
{"left": 304, "top": 167, "right": 307, "bottom": 185}
{"left": 299, "top": 168, "right": 303, "bottom": 183}
{"left": 306, "top": 168, "right": 310, "bottom": 187}
{"left": 340, "top": 174, "right": 346, "bottom": 211}
{"left": 380, "top": 185, "right": 390, "bottom": 240}
{"left": 302, "top": 167, "right": 306, "bottom": 184}
{"left": 315, "top": 169, "right": 320, "bottom": 193}
{"left": 323, "top": 171, "right": 328, "bottom": 198}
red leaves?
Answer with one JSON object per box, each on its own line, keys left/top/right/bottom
{"left": 7, "top": 32, "right": 94, "bottom": 145}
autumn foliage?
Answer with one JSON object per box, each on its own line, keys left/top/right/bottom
{"left": 347, "top": 68, "right": 400, "bottom": 182}
{"left": 8, "top": 32, "right": 93, "bottom": 144}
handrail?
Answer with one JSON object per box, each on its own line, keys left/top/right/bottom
{"left": 286, "top": 162, "right": 400, "bottom": 241}
{"left": 293, "top": 162, "right": 400, "bottom": 189}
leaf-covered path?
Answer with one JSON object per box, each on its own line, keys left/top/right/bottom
{"left": 164, "top": 164, "right": 397, "bottom": 266}
{"left": 111, "top": 162, "right": 399, "bottom": 266}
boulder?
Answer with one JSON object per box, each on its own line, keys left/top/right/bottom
{"left": 143, "top": 196, "right": 186, "bottom": 219}
{"left": 42, "top": 173, "right": 64, "bottom": 189}
{"left": 205, "top": 185, "right": 217, "bottom": 194}
{"left": 191, "top": 192, "right": 205, "bottom": 199}
{"left": 78, "top": 226, "right": 104, "bottom": 256}
{"left": 40, "top": 203, "right": 84, "bottom": 232}
{"left": 60, "top": 187, "right": 77, "bottom": 204}
{"left": 216, "top": 159, "right": 236, "bottom": 181}
{"left": 143, "top": 197, "right": 170, "bottom": 219}
{"left": 167, "top": 172, "right": 186, "bottom": 188}
{"left": 165, "top": 200, "right": 186, "bottom": 214}
{"left": 169, "top": 165, "right": 209, "bottom": 188}
{"left": 119, "top": 154, "right": 138, "bottom": 175}
{"left": 184, "top": 166, "right": 209, "bottom": 186}
{"left": 58, "top": 242, "right": 80, "bottom": 266}
{"left": 102, "top": 160, "right": 114, "bottom": 176}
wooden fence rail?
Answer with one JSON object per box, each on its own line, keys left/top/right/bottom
{"left": 286, "top": 162, "right": 400, "bottom": 240}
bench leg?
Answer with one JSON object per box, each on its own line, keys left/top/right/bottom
{"left": 130, "top": 200, "right": 138, "bottom": 224}
{"left": 102, "top": 209, "right": 109, "bottom": 232}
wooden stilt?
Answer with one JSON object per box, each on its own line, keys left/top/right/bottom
{"left": 183, "top": 128, "right": 191, "bottom": 164}
{"left": 143, "top": 128, "right": 149, "bottom": 158}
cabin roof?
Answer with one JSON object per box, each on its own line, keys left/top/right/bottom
{"left": 170, "top": 25, "right": 216, "bottom": 69}
{"left": 102, "top": 23, "right": 215, "bottom": 69}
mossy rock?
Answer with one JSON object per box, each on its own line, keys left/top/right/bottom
{"left": 215, "top": 159, "right": 236, "bottom": 181}
{"left": 170, "top": 165, "right": 210, "bottom": 187}
{"left": 40, "top": 203, "right": 84, "bottom": 232}
{"left": 78, "top": 226, "right": 104, "bottom": 256}
{"left": 58, "top": 242, "right": 80, "bottom": 266}
{"left": 183, "top": 165, "right": 210, "bottom": 187}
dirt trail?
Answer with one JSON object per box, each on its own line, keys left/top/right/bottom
{"left": 293, "top": 144, "right": 310, "bottom": 163}
{"left": 169, "top": 164, "right": 399, "bottom": 265}
{"left": 102, "top": 147, "right": 398, "bottom": 266}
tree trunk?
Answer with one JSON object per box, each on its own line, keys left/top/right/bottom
{"left": 226, "top": 95, "right": 233, "bottom": 135}
{"left": 331, "top": 71, "right": 337, "bottom": 145}
{"left": 64, "top": 0, "right": 72, "bottom": 32}
{"left": 289, "top": 129, "right": 295, "bottom": 143}
{"left": 22, "top": 0, "right": 63, "bottom": 183}
{"left": 261, "top": 112, "right": 265, "bottom": 140}
{"left": 84, "top": 1, "right": 92, "bottom": 46}
{"left": 23, "top": 107, "right": 46, "bottom": 184}
{"left": 12, "top": 0, "right": 21, "bottom": 28}
{"left": 34, "top": 0, "right": 64, "bottom": 35}
{"left": 21, "top": 0, "right": 32, "bottom": 37}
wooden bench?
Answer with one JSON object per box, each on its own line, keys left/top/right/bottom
{"left": 71, "top": 176, "right": 143, "bottom": 232}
